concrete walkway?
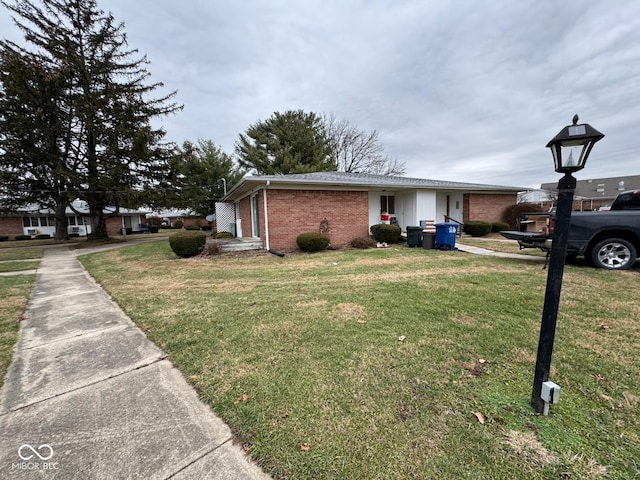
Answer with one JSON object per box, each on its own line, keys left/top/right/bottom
{"left": 456, "top": 242, "right": 547, "bottom": 262}
{"left": 0, "top": 245, "right": 270, "bottom": 479}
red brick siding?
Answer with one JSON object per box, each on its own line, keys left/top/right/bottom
{"left": 265, "top": 189, "right": 369, "bottom": 250}
{"left": 463, "top": 193, "right": 518, "bottom": 223}
{"left": 0, "top": 216, "right": 25, "bottom": 239}
{"left": 106, "top": 216, "right": 123, "bottom": 237}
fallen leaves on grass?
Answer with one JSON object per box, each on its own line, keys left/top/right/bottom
{"left": 241, "top": 393, "right": 250, "bottom": 402}
{"left": 506, "top": 430, "right": 558, "bottom": 467}
{"left": 300, "top": 443, "right": 310, "bottom": 451}
{"left": 473, "top": 412, "right": 486, "bottom": 424}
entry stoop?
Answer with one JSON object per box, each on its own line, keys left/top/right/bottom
{"left": 216, "top": 237, "right": 264, "bottom": 252}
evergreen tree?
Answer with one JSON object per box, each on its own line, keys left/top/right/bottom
{"left": 235, "top": 110, "right": 335, "bottom": 175}
{"left": 0, "top": 0, "right": 181, "bottom": 239}
{"left": 0, "top": 48, "right": 75, "bottom": 240}
{"left": 176, "top": 139, "right": 244, "bottom": 216}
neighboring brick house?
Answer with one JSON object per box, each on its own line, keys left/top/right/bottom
{"left": 0, "top": 201, "right": 149, "bottom": 239}
{"left": 220, "top": 172, "right": 523, "bottom": 250}
{"left": 540, "top": 174, "right": 640, "bottom": 211}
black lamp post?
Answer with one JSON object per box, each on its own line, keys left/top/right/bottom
{"left": 530, "top": 115, "right": 604, "bottom": 413}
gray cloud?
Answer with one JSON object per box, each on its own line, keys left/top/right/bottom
{"left": 2, "top": 0, "right": 639, "bottom": 188}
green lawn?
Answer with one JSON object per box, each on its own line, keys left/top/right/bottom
{"left": 0, "top": 275, "right": 35, "bottom": 390}
{"left": 0, "top": 246, "right": 44, "bottom": 261}
{"left": 0, "top": 261, "right": 40, "bottom": 273}
{"left": 458, "top": 237, "right": 547, "bottom": 256}
{"left": 79, "top": 241, "right": 639, "bottom": 479}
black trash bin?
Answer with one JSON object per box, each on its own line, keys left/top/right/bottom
{"left": 406, "top": 226, "right": 423, "bottom": 247}
{"left": 422, "top": 232, "right": 435, "bottom": 249}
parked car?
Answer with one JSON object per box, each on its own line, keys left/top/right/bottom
{"left": 501, "top": 190, "right": 640, "bottom": 270}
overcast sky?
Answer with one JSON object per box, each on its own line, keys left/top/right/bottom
{"left": 2, "top": 1, "right": 639, "bottom": 188}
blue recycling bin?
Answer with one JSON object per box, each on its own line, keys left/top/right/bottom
{"left": 435, "top": 223, "right": 459, "bottom": 250}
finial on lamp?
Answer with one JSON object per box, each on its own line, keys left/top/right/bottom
{"left": 572, "top": 114, "right": 579, "bottom": 125}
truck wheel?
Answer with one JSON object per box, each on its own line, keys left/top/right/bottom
{"left": 590, "top": 238, "right": 637, "bottom": 270}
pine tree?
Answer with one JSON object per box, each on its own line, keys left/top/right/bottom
{"left": 235, "top": 110, "right": 335, "bottom": 175}
{"left": 0, "top": 0, "right": 181, "bottom": 239}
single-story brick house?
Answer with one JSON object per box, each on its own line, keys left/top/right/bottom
{"left": 0, "top": 200, "right": 150, "bottom": 239}
{"left": 219, "top": 172, "right": 524, "bottom": 250}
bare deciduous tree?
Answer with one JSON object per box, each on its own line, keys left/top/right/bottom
{"left": 323, "top": 114, "right": 405, "bottom": 176}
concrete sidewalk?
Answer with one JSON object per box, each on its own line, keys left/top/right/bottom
{"left": 0, "top": 246, "right": 270, "bottom": 479}
{"left": 456, "top": 242, "right": 547, "bottom": 262}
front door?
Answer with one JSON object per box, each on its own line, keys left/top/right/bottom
{"left": 251, "top": 194, "right": 260, "bottom": 238}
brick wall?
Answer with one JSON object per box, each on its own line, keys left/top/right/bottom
{"left": 0, "top": 216, "right": 25, "bottom": 239}
{"left": 463, "top": 193, "right": 518, "bottom": 223}
{"left": 106, "top": 216, "right": 123, "bottom": 237}
{"left": 264, "top": 189, "right": 369, "bottom": 250}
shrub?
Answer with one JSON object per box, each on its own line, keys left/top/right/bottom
{"left": 173, "top": 220, "right": 184, "bottom": 229}
{"left": 491, "top": 222, "right": 510, "bottom": 233}
{"left": 201, "top": 225, "right": 212, "bottom": 231}
{"left": 169, "top": 230, "right": 206, "bottom": 258}
{"left": 149, "top": 226, "right": 160, "bottom": 233}
{"left": 463, "top": 221, "right": 492, "bottom": 237}
{"left": 370, "top": 224, "right": 402, "bottom": 243}
{"left": 202, "top": 240, "right": 221, "bottom": 256}
{"left": 0, "top": 235, "right": 9, "bottom": 242}
{"left": 35, "top": 234, "right": 51, "bottom": 239}
{"left": 350, "top": 236, "right": 377, "bottom": 249}
{"left": 16, "top": 235, "right": 32, "bottom": 241}
{"left": 501, "top": 203, "right": 545, "bottom": 229}
{"left": 69, "top": 233, "right": 80, "bottom": 238}
{"left": 214, "top": 231, "right": 233, "bottom": 239}
{"left": 296, "top": 232, "right": 330, "bottom": 252}
{"left": 147, "top": 217, "right": 163, "bottom": 226}
{"left": 185, "top": 226, "right": 200, "bottom": 231}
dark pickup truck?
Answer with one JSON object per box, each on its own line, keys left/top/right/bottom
{"left": 501, "top": 190, "right": 640, "bottom": 270}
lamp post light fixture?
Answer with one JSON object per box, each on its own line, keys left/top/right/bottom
{"left": 531, "top": 115, "right": 604, "bottom": 414}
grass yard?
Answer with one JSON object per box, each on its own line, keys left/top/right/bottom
{"left": 81, "top": 241, "right": 640, "bottom": 479}
{"left": 0, "top": 275, "right": 35, "bottom": 390}
{"left": 0, "top": 245, "right": 44, "bottom": 261}
{"left": 458, "top": 237, "right": 547, "bottom": 257}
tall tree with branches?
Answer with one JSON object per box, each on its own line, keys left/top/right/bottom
{"left": 323, "top": 114, "right": 405, "bottom": 176}
{"left": 176, "top": 139, "right": 245, "bottom": 216}
{"left": 0, "top": 48, "right": 76, "bottom": 240}
{"left": 0, "top": 0, "right": 181, "bottom": 239}
{"left": 236, "top": 110, "right": 335, "bottom": 175}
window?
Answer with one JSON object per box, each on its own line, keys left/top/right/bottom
{"left": 380, "top": 195, "right": 395, "bottom": 214}
{"left": 67, "top": 216, "right": 77, "bottom": 226}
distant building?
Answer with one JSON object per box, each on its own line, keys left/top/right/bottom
{"left": 540, "top": 174, "right": 640, "bottom": 211}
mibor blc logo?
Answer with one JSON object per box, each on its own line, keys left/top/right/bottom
{"left": 13, "top": 444, "right": 59, "bottom": 471}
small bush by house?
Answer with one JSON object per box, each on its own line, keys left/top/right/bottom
{"left": 169, "top": 230, "right": 206, "bottom": 258}
{"left": 491, "top": 222, "right": 510, "bottom": 233}
{"left": 35, "top": 234, "right": 51, "bottom": 239}
{"left": 202, "top": 240, "right": 221, "bottom": 256}
{"left": 213, "top": 232, "right": 233, "bottom": 239}
{"left": 0, "top": 235, "right": 9, "bottom": 242}
{"left": 69, "top": 233, "right": 80, "bottom": 238}
{"left": 185, "top": 226, "right": 200, "bottom": 231}
{"left": 350, "top": 236, "right": 377, "bottom": 249}
{"left": 463, "top": 221, "right": 492, "bottom": 237}
{"left": 370, "top": 224, "right": 402, "bottom": 243}
{"left": 296, "top": 232, "right": 330, "bottom": 252}
{"left": 172, "top": 220, "right": 184, "bottom": 229}
{"left": 15, "top": 235, "right": 32, "bottom": 241}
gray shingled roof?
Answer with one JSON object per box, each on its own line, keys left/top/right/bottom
{"left": 224, "top": 172, "right": 524, "bottom": 200}
{"left": 541, "top": 174, "right": 640, "bottom": 199}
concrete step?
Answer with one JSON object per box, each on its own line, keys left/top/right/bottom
{"left": 217, "top": 238, "right": 264, "bottom": 252}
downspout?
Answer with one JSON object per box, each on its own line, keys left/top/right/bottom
{"left": 263, "top": 181, "right": 270, "bottom": 251}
